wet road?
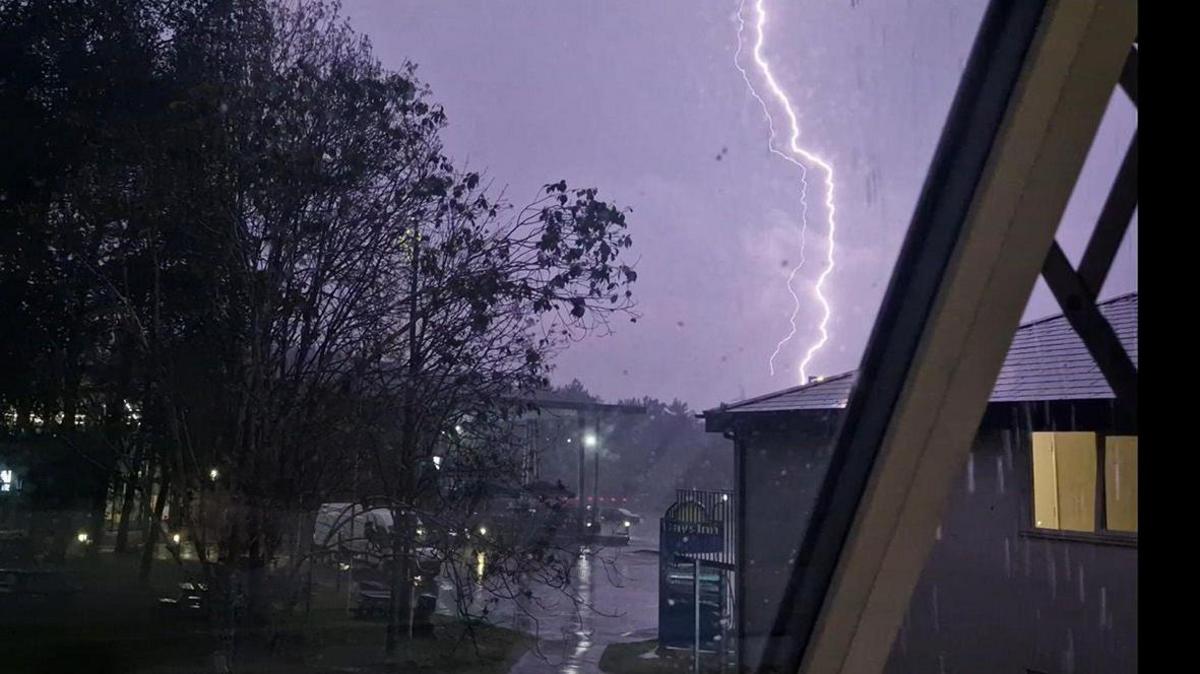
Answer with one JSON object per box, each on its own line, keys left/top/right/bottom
{"left": 437, "top": 535, "right": 661, "bottom": 674}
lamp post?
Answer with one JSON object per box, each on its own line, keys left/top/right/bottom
{"left": 583, "top": 432, "right": 598, "bottom": 526}
{"left": 575, "top": 425, "right": 599, "bottom": 539}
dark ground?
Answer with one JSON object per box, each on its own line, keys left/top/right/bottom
{"left": 598, "top": 639, "right": 728, "bottom": 674}
{"left": 0, "top": 552, "right": 530, "bottom": 674}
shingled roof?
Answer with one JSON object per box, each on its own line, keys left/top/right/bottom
{"left": 704, "top": 292, "right": 1137, "bottom": 416}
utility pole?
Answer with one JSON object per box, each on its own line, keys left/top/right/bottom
{"left": 693, "top": 557, "right": 701, "bottom": 674}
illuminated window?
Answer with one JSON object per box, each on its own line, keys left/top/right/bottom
{"left": 1031, "top": 432, "right": 1137, "bottom": 536}
{"left": 1104, "top": 436, "right": 1138, "bottom": 532}
{"left": 1031, "top": 432, "right": 1097, "bottom": 532}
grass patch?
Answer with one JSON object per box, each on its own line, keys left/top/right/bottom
{"left": 0, "top": 555, "right": 530, "bottom": 674}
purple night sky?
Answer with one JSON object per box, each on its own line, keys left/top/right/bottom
{"left": 342, "top": 0, "right": 1138, "bottom": 409}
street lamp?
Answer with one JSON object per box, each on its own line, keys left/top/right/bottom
{"left": 581, "top": 432, "right": 600, "bottom": 533}
{"left": 209, "top": 468, "right": 220, "bottom": 482}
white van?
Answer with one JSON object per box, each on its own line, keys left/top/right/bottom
{"left": 312, "top": 503, "right": 394, "bottom": 558}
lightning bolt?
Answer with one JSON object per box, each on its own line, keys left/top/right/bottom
{"left": 734, "top": 0, "right": 839, "bottom": 384}
{"left": 733, "top": 4, "right": 811, "bottom": 379}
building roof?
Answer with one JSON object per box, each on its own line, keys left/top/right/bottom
{"left": 704, "top": 292, "right": 1137, "bottom": 416}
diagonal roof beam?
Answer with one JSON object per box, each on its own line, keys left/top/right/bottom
{"left": 1120, "top": 44, "right": 1137, "bottom": 105}
{"left": 1077, "top": 131, "right": 1137, "bottom": 297}
{"left": 1041, "top": 242, "right": 1138, "bottom": 422}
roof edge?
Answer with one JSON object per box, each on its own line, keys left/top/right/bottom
{"left": 701, "top": 291, "right": 1137, "bottom": 417}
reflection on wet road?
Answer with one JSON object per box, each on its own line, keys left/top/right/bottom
{"left": 438, "top": 536, "right": 660, "bottom": 674}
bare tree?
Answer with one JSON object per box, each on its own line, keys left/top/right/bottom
{"left": 3, "top": 0, "right": 638, "bottom": 666}
{"left": 341, "top": 167, "right": 638, "bottom": 653}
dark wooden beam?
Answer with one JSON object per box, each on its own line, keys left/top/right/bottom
{"left": 1120, "top": 44, "right": 1137, "bottom": 105}
{"left": 1041, "top": 242, "right": 1138, "bottom": 422}
{"left": 1078, "top": 132, "right": 1137, "bottom": 297}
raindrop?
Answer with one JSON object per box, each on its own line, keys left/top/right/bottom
{"left": 1099, "top": 586, "right": 1108, "bottom": 629}
{"left": 935, "top": 524, "right": 942, "bottom": 541}
{"left": 1062, "top": 628, "right": 1076, "bottom": 673}
{"left": 966, "top": 453, "right": 976, "bottom": 494}
{"left": 996, "top": 455, "right": 1005, "bottom": 495}
{"left": 1003, "top": 537, "right": 1012, "bottom": 578}
{"left": 1077, "top": 564, "right": 1086, "bottom": 603}
{"left": 1047, "top": 545, "right": 1058, "bottom": 600}
{"left": 931, "top": 584, "right": 940, "bottom": 633}
{"left": 1003, "top": 430, "right": 1014, "bottom": 471}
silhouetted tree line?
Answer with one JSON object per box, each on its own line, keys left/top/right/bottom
{"left": 0, "top": 0, "right": 637, "bottom": 660}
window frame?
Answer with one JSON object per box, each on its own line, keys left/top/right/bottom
{"left": 754, "top": 1, "right": 1138, "bottom": 672}
{"left": 1021, "top": 429, "right": 1137, "bottom": 547}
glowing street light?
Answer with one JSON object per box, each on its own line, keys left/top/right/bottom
{"left": 209, "top": 468, "right": 220, "bottom": 482}
{"left": 583, "top": 433, "right": 598, "bottom": 449}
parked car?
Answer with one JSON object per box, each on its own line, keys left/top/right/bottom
{"left": 157, "top": 580, "right": 209, "bottom": 616}
{"left": 351, "top": 561, "right": 439, "bottom": 630}
{"left": 598, "top": 507, "right": 642, "bottom": 528}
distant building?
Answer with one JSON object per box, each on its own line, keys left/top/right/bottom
{"left": 703, "top": 292, "right": 1137, "bottom": 674}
